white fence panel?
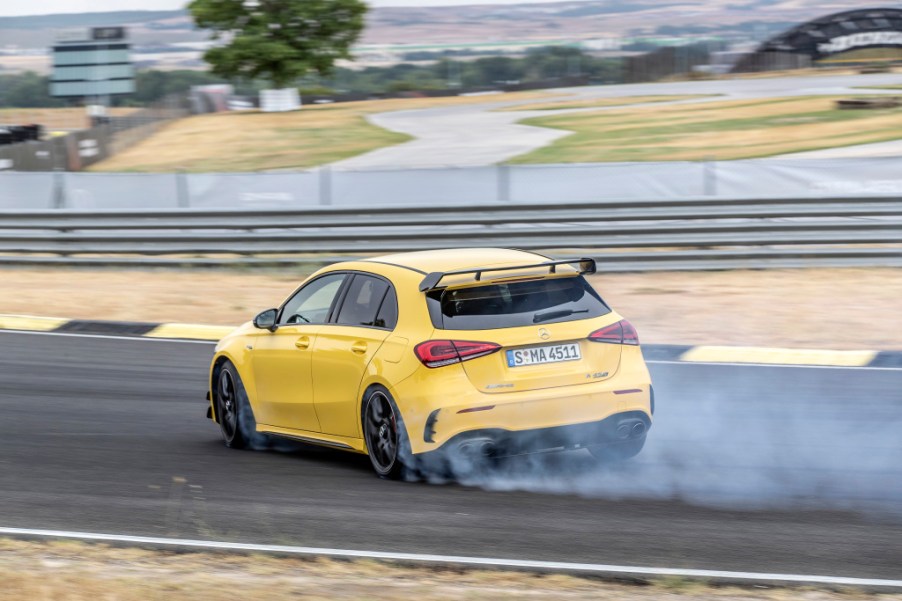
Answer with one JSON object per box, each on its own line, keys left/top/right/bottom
{"left": 64, "top": 173, "right": 180, "bottom": 209}
{"left": 0, "top": 172, "right": 56, "bottom": 209}
{"left": 187, "top": 173, "right": 320, "bottom": 208}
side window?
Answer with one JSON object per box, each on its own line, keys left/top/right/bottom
{"left": 374, "top": 287, "right": 398, "bottom": 330}
{"left": 279, "top": 273, "right": 346, "bottom": 325}
{"left": 336, "top": 275, "right": 392, "bottom": 328}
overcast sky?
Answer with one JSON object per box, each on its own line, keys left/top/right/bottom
{"left": 1, "top": 0, "right": 584, "bottom": 17}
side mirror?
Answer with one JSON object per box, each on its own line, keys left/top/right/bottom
{"left": 253, "top": 308, "right": 278, "bottom": 331}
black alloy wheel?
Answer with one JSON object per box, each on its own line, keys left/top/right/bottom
{"left": 215, "top": 360, "right": 261, "bottom": 449}
{"left": 217, "top": 368, "right": 239, "bottom": 443}
{"left": 363, "top": 388, "right": 410, "bottom": 479}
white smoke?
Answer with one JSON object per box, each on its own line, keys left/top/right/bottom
{"left": 434, "top": 366, "right": 902, "bottom": 516}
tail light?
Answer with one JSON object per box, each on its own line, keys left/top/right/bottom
{"left": 588, "top": 320, "right": 639, "bottom": 346}
{"left": 414, "top": 340, "right": 501, "bottom": 368}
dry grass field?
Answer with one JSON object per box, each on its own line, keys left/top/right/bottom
{"left": 88, "top": 92, "right": 549, "bottom": 172}
{"left": 87, "top": 108, "right": 412, "bottom": 172}
{"left": 511, "top": 95, "right": 902, "bottom": 163}
{"left": 1, "top": 266, "right": 900, "bottom": 350}
{"left": 0, "top": 538, "right": 895, "bottom": 601}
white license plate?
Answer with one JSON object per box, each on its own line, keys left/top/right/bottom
{"left": 506, "top": 343, "right": 581, "bottom": 368}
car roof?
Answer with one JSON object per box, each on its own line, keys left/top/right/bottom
{"left": 365, "top": 248, "right": 550, "bottom": 274}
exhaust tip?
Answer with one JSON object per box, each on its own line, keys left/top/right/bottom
{"left": 631, "top": 421, "right": 647, "bottom": 438}
{"left": 616, "top": 424, "right": 632, "bottom": 440}
{"left": 456, "top": 437, "right": 497, "bottom": 459}
{"left": 478, "top": 441, "right": 496, "bottom": 457}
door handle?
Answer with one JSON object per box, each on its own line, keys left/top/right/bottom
{"left": 351, "top": 341, "right": 368, "bottom": 354}
{"left": 295, "top": 336, "right": 310, "bottom": 349}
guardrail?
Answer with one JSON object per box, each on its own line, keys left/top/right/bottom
{"left": 1, "top": 196, "right": 900, "bottom": 271}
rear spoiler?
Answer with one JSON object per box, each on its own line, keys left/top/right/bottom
{"left": 418, "top": 258, "right": 596, "bottom": 292}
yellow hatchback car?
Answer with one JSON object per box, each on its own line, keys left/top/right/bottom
{"left": 207, "top": 248, "right": 654, "bottom": 478}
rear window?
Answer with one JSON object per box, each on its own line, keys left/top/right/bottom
{"left": 427, "top": 276, "right": 610, "bottom": 331}
{"left": 336, "top": 275, "right": 393, "bottom": 328}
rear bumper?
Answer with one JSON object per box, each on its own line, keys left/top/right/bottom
{"left": 393, "top": 346, "right": 653, "bottom": 455}
{"left": 424, "top": 410, "right": 651, "bottom": 459}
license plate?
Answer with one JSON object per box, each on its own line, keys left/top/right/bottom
{"left": 506, "top": 343, "right": 581, "bottom": 368}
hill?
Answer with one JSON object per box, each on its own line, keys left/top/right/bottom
{"left": 0, "top": 0, "right": 863, "bottom": 49}
{"left": 0, "top": 1, "right": 868, "bottom": 75}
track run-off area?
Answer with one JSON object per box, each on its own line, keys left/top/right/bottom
{"left": 1, "top": 330, "right": 900, "bottom": 585}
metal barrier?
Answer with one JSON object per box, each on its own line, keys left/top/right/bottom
{"left": 1, "top": 197, "right": 900, "bottom": 271}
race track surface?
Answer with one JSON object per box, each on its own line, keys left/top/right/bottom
{"left": 1, "top": 330, "right": 900, "bottom": 579}
{"left": 330, "top": 72, "right": 902, "bottom": 169}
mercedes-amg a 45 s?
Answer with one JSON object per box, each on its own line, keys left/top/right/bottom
{"left": 207, "top": 248, "right": 654, "bottom": 478}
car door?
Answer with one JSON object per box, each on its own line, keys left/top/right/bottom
{"left": 311, "top": 274, "right": 398, "bottom": 438}
{"left": 251, "top": 272, "right": 348, "bottom": 432}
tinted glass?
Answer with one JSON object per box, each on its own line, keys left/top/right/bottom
{"left": 431, "top": 276, "right": 610, "bottom": 330}
{"left": 336, "top": 275, "right": 391, "bottom": 328}
{"left": 374, "top": 287, "right": 398, "bottom": 330}
{"left": 279, "top": 273, "right": 345, "bottom": 325}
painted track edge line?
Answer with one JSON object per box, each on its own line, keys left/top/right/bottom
{"left": 645, "top": 359, "right": 902, "bottom": 371}
{"left": 1, "top": 527, "right": 901, "bottom": 589}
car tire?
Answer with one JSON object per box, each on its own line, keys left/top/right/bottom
{"left": 587, "top": 436, "right": 646, "bottom": 462}
{"left": 362, "top": 386, "right": 413, "bottom": 480}
{"left": 215, "top": 360, "right": 266, "bottom": 450}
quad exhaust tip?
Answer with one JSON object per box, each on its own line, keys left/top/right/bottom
{"left": 456, "top": 437, "right": 497, "bottom": 458}
{"left": 616, "top": 419, "right": 647, "bottom": 440}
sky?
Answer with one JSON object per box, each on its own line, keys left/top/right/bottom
{"left": 1, "top": 0, "right": 588, "bottom": 17}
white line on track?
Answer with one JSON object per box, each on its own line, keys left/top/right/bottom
{"left": 1, "top": 526, "right": 900, "bottom": 589}
{"left": 646, "top": 359, "right": 902, "bottom": 371}
{"left": 1, "top": 329, "right": 899, "bottom": 370}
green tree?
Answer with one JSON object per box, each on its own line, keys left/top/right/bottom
{"left": 0, "top": 72, "right": 64, "bottom": 108}
{"left": 188, "top": 0, "right": 368, "bottom": 89}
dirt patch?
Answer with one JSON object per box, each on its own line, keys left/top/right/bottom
{"left": 1, "top": 266, "right": 899, "bottom": 350}
{"left": 0, "top": 538, "right": 895, "bottom": 601}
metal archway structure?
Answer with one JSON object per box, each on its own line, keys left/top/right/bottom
{"left": 732, "top": 8, "right": 902, "bottom": 72}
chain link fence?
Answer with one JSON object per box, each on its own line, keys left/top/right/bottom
{"left": 0, "top": 96, "right": 188, "bottom": 173}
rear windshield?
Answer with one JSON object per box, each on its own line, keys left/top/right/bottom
{"left": 427, "top": 276, "right": 610, "bottom": 330}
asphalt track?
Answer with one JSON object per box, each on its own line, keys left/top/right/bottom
{"left": 1, "top": 330, "right": 901, "bottom": 581}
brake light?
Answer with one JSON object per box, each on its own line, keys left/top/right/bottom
{"left": 588, "top": 320, "right": 639, "bottom": 346}
{"left": 414, "top": 340, "right": 502, "bottom": 368}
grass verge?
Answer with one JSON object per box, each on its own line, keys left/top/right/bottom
{"left": 0, "top": 537, "right": 896, "bottom": 601}
{"left": 509, "top": 95, "right": 902, "bottom": 163}
{"left": 1, "top": 266, "right": 900, "bottom": 350}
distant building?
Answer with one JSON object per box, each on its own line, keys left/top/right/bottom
{"left": 50, "top": 27, "right": 135, "bottom": 101}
